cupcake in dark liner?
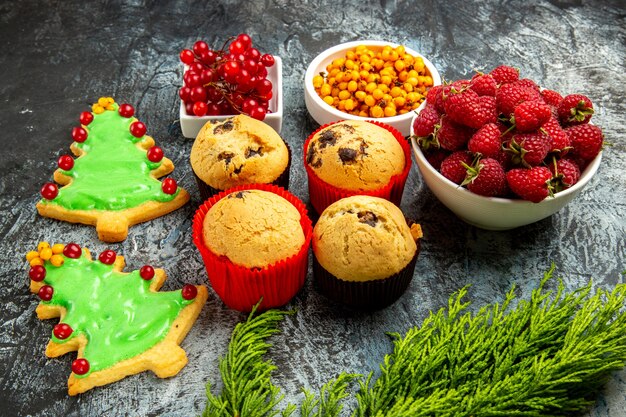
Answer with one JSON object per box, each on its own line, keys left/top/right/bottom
{"left": 192, "top": 184, "right": 311, "bottom": 312}
{"left": 303, "top": 120, "right": 411, "bottom": 214}
{"left": 311, "top": 195, "right": 422, "bottom": 310}
{"left": 190, "top": 114, "right": 291, "bottom": 202}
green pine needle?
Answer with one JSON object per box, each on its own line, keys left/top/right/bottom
{"left": 300, "top": 373, "right": 360, "bottom": 417}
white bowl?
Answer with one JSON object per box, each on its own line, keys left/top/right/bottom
{"left": 410, "top": 115, "right": 603, "bottom": 230}
{"left": 304, "top": 41, "right": 441, "bottom": 137}
{"left": 179, "top": 56, "right": 283, "bottom": 138}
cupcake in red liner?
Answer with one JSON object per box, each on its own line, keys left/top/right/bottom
{"left": 304, "top": 120, "right": 411, "bottom": 214}
{"left": 312, "top": 195, "right": 422, "bottom": 309}
{"left": 190, "top": 115, "right": 291, "bottom": 201}
{"left": 192, "top": 184, "right": 312, "bottom": 312}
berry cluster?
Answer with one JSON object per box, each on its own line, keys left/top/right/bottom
{"left": 413, "top": 65, "right": 603, "bottom": 202}
{"left": 179, "top": 34, "right": 275, "bottom": 120}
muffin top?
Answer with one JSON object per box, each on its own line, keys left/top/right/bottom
{"left": 202, "top": 189, "right": 305, "bottom": 269}
{"left": 312, "top": 195, "right": 421, "bottom": 282}
{"left": 305, "top": 120, "right": 405, "bottom": 191}
{"left": 190, "top": 115, "right": 289, "bottom": 190}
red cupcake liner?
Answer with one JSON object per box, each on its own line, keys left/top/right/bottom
{"left": 303, "top": 120, "right": 412, "bottom": 214}
{"left": 194, "top": 142, "right": 292, "bottom": 202}
{"left": 192, "top": 183, "right": 312, "bottom": 312}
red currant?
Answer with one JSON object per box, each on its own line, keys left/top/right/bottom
{"left": 256, "top": 65, "right": 268, "bottom": 79}
{"left": 249, "top": 105, "right": 267, "bottom": 121}
{"left": 237, "top": 33, "right": 252, "bottom": 50}
{"left": 206, "top": 86, "right": 222, "bottom": 103}
{"left": 235, "top": 69, "right": 252, "bottom": 90}
{"left": 98, "top": 250, "right": 116, "bottom": 265}
{"left": 185, "top": 102, "right": 195, "bottom": 115}
{"left": 243, "top": 58, "right": 259, "bottom": 75}
{"left": 245, "top": 47, "right": 261, "bottom": 61}
{"left": 222, "top": 61, "right": 241, "bottom": 83}
{"left": 200, "top": 50, "right": 217, "bottom": 65}
{"left": 140, "top": 265, "right": 155, "bottom": 280}
{"left": 181, "top": 284, "right": 198, "bottom": 300}
{"left": 29, "top": 265, "right": 46, "bottom": 282}
{"left": 180, "top": 49, "right": 195, "bottom": 65}
{"left": 201, "top": 68, "right": 216, "bottom": 84}
{"left": 38, "top": 285, "right": 54, "bottom": 301}
{"left": 130, "top": 121, "right": 147, "bottom": 138}
{"left": 261, "top": 54, "right": 275, "bottom": 67}
{"left": 79, "top": 111, "right": 94, "bottom": 125}
{"left": 255, "top": 79, "right": 273, "bottom": 96}
{"left": 206, "top": 103, "right": 221, "bottom": 115}
{"left": 53, "top": 323, "right": 73, "bottom": 340}
{"left": 118, "top": 103, "right": 135, "bottom": 118}
{"left": 40, "top": 183, "right": 59, "bottom": 200}
{"left": 193, "top": 40, "right": 209, "bottom": 56}
{"left": 184, "top": 71, "right": 202, "bottom": 88}
{"left": 193, "top": 102, "right": 208, "bottom": 116}
{"left": 179, "top": 86, "right": 191, "bottom": 101}
{"left": 57, "top": 155, "right": 74, "bottom": 171}
{"left": 147, "top": 146, "right": 164, "bottom": 162}
{"left": 72, "top": 126, "right": 88, "bottom": 143}
{"left": 229, "top": 39, "right": 246, "bottom": 55}
{"left": 190, "top": 62, "right": 204, "bottom": 73}
{"left": 72, "top": 358, "right": 90, "bottom": 375}
{"left": 190, "top": 86, "right": 208, "bottom": 103}
{"left": 162, "top": 178, "right": 178, "bottom": 194}
{"left": 63, "top": 243, "right": 82, "bottom": 258}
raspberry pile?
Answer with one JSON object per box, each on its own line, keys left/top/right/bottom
{"left": 179, "top": 34, "right": 275, "bottom": 120}
{"left": 413, "top": 65, "right": 603, "bottom": 202}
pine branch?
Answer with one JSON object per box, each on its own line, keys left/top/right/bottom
{"left": 354, "top": 266, "right": 626, "bottom": 417}
{"left": 300, "top": 373, "right": 360, "bottom": 417}
{"left": 203, "top": 304, "right": 295, "bottom": 417}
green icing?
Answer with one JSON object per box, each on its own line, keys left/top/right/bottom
{"left": 42, "top": 253, "right": 192, "bottom": 378}
{"left": 40, "top": 105, "right": 178, "bottom": 211}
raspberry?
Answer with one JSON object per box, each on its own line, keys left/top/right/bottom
{"left": 435, "top": 116, "right": 474, "bottom": 151}
{"left": 558, "top": 94, "right": 594, "bottom": 125}
{"left": 513, "top": 100, "right": 551, "bottom": 132}
{"left": 490, "top": 65, "right": 519, "bottom": 85}
{"left": 566, "top": 124, "right": 603, "bottom": 161}
{"left": 427, "top": 84, "right": 451, "bottom": 114}
{"left": 515, "top": 78, "right": 540, "bottom": 92}
{"left": 412, "top": 104, "right": 440, "bottom": 137}
{"left": 541, "top": 89, "right": 563, "bottom": 107}
{"left": 444, "top": 89, "right": 497, "bottom": 129}
{"left": 550, "top": 158, "right": 581, "bottom": 190}
{"left": 469, "top": 73, "right": 497, "bottom": 97}
{"left": 465, "top": 158, "right": 507, "bottom": 197}
{"left": 468, "top": 123, "right": 502, "bottom": 158}
{"left": 424, "top": 148, "right": 450, "bottom": 171}
{"left": 506, "top": 166, "right": 553, "bottom": 203}
{"left": 440, "top": 151, "right": 473, "bottom": 184}
{"left": 507, "top": 131, "right": 551, "bottom": 166}
{"left": 496, "top": 82, "right": 542, "bottom": 116}
{"left": 542, "top": 117, "right": 571, "bottom": 155}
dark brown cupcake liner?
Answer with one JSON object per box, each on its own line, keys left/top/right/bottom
{"left": 194, "top": 142, "right": 292, "bottom": 202}
{"left": 314, "top": 239, "right": 420, "bottom": 310}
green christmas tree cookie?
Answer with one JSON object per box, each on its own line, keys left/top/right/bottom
{"left": 26, "top": 241, "right": 208, "bottom": 395}
{"left": 36, "top": 97, "right": 190, "bottom": 242}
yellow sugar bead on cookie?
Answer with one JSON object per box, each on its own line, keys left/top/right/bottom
{"left": 51, "top": 243, "right": 65, "bottom": 254}
{"left": 30, "top": 257, "right": 44, "bottom": 267}
{"left": 50, "top": 254, "right": 65, "bottom": 267}
{"left": 26, "top": 251, "right": 40, "bottom": 262}
{"left": 39, "top": 247, "right": 53, "bottom": 261}
{"left": 37, "top": 241, "right": 50, "bottom": 252}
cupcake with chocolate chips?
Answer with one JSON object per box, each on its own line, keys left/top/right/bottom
{"left": 190, "top": 114, "right": 290, "bottom": 200}
{"left": 312, "top": 195, "right": 422, "bottom": 309}
{"left": 192, "top": 184, "right": 312, "bottom": 312}
{"left": 304, "top": 120, "right": 411, "bottom": 213}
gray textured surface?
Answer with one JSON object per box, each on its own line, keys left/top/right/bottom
{"left": 0, "top": 0, "right": 625, "bottom": 416}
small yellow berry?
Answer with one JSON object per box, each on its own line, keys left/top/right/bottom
{"left": 384, "top": 106, "right": 397, "bottom": 117}
{"left": 92, "top": 104, "right": 104, "bottom": 114}
{"left": 344, "top": 99, "right": 356, "bottom": 111}
{"left": 50, "top": 254, "right": 65, "bottom": 267}
{"left": 29, "top": 257, "right": 44, "bottom": 267}
{"left": 51, "top": 243, "right": 65, "bottom": 254}
{"left": 364, "top": 95, "right": 376, "bottom": 107}
{"left": 338, "top": 90, "right": 351, "bottom": 100}
{"left": 372, "top": 89, "right": 384, "bottom": 101}
{"left": 37, "top": 242, "right": 50, "bottom": 252}
{"left": 39, "top": 247, "right": 53, "bottom": 261}
{"left": 323, "top": 96, "right": 334, "bottom": 106}
{"left": 354, "top": 91, "right": 367, "bottom": 101}
{"left": 313, "top": 75, "right": 324, "bottom": 89}
{"left": 320, "top": 84, "right": 332, "bottom": 97}
{"left": 98, "top": 97, "right": 109, "bottom": 107}
{"left": 370, "top": 105, "right": 384, "bottom": 118}
{"left": 26, "top": 251, "right": 40, "bottom": 262}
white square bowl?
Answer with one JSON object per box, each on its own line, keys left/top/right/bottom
{"left": 179, "top": 56, "right": 283, "bottom": 138}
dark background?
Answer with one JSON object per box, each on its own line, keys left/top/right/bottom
{"left": 1, "top": 1, "right": 624, "bottom": 416}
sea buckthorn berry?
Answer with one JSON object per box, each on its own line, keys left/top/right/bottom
{"left": 98, "top": 97, "right": 109, "bottom": 107}
{"left": 37, "top": 242, "right": 50, "bottom": 252}
{"left": 181, "top": 284, "right": 198, "bottom": 300}
{"left": 53, "top": 323, "right": 73, "bottom": 340}
{"left": 118, "top": 103, "right": 135, "bottom": 118}
{"left": 57, "top": 155, "right": 74, "bottom": 171}
{"left": 140, "top": 265, "right": 155, "bottom": 280}
{"left": 72, "top": 127, "right": 88, "bottom": 143}
{"left": 30, "top": 257, "right": 44, "bottom": 267}
{"left": 39, "top": 247, "right": 53, "bottom": 261}
{"left": 72, "top": 358, "right": 90, "bottom": 375}
{"left": 50, "top": 255, "right": 65, "bottom": 267}
{"left": 29, "top": 265, "right": 46, "bottom": 282}
{"left": 312, "top": 75, "right": 324, "bottom": 89}
{"left": 130, "top": 121, "right": 147, "bottom": 138}
{"left": 162, "top": 178, "right": 178, "bottom": 195}
{"left": 26, "top": 251, "right": 39, "bottom": 262}
{"left": 147, "top": 146, "right": 164, "bottom": 163}
{"left": 38, "top": 285, "right": 54, "bottom": 301}
{"left": 41, "top": 183, "right": 59, "bottom": 200}
{"left": 63, "top": 243, "right": 82, "bottom": 259}
{"left": 51, "top": 244, "right": 65, "bottom": 254}
{"left": 98, "top": 250, "right": 116, "bottom": 265}
{"left": 79, "top": 111, "right": 94, "bottom": 125}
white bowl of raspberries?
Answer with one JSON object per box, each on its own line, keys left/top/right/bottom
{"left": 178, "top": 34, "right": 283, "bottom": 138}
{"left": 410, "top": 65, "right": 603, "bottom": 230}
